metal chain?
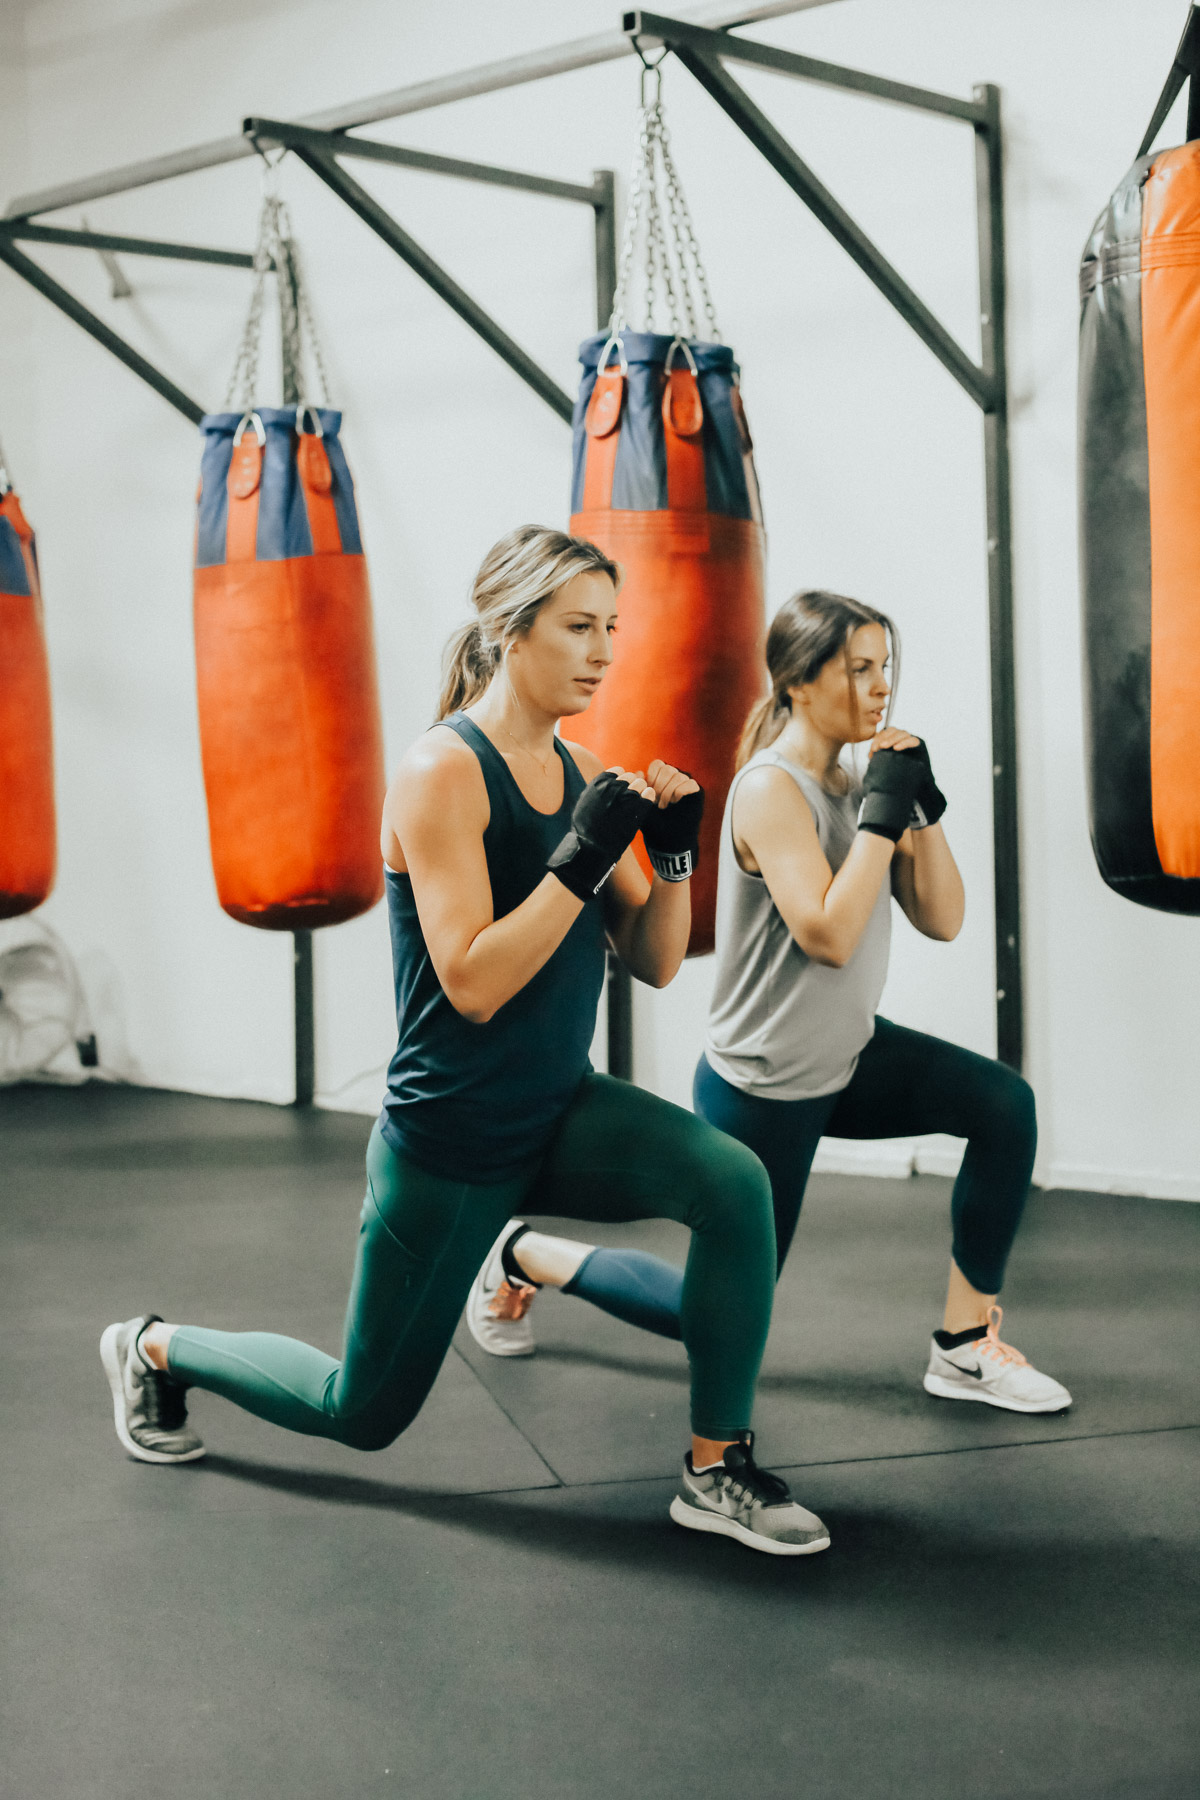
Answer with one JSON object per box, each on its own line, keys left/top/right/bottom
{"left": 223, "top": 175, "right": 331, "bottom": 412}
{"left": 606, "top": 63, "right": 721, "bottom": 344}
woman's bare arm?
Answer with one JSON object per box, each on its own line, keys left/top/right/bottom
{"left": 383, "top": 731, "right": 584, "bottom": 1024}
{"left": 734, "top": 765, "right": 894, "bottom": 968}
{"left": 890, "top": 823, "right": 965, "bottom": 940}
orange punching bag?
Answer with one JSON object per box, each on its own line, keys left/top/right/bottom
{"left": 566, "top": 76, "right": 765, "bottom": 955}
{"left": 0, "top": 458, "right": 56, "bottom": 920}
{"left": 192, "top": 197, "right": 384, "bottom": 931}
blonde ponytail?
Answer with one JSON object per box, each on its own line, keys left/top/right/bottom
{"left": 435, "top": 524, "right": 621, "bottom": 722}
{"left": 436, "top": 619, "right": 500, "bottom": 720}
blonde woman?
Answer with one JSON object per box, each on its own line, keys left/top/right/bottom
{"left": 100, "top": 528, "right": 830, "bottom": 1559}
{"left": 471, "top": 590, "right": 1071, "bottom": 1417}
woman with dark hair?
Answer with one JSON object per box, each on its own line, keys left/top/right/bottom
{"left": 100, "top": 528, "right": 830, "bottom": 1559}
{"left": 469, "top": 589, "right": 1071, "bottom": 1417}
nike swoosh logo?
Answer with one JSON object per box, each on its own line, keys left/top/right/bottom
{"left": 958, "top": 1363, "right": 984, "bottom": 1380}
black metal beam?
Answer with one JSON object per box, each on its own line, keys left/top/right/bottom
{"left": 245, "top": 118, "right": 599, "bottom": 206}
{"left": 625, "top": 9, "right": 986, "bottom": 123}
{"left": 0, "top": 236, "right": 205, "bottom": 423}
{"left": 0, "top": 221, "right": 256, "bottom": 268}
{"left": 293, "top": 930, "right": 315, "bottom": 1107}
{"left": 645, "top": 35, "right": 994, "bottom": 411}
{"left": 287, "top": 142, "right": 575, "bottom": 424}
{"left": 1138, "top": 2, "right": 1200, "bottom": 156}
{"left": 973, "top": 84, "right": 1022, "bottom": 1072}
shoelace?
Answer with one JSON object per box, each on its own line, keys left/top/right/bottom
{"left": 143, "top": 1370, "right": 189, "bottom": 1432}
{"left": 977, "top": 1304, "right": 1029, "bottom": 1369}
{"left": 719, "top": 1440, "right": 791, "bottom": 1507}
{"left": 487, "top": 1280, "right": 538, "bottom": 1322}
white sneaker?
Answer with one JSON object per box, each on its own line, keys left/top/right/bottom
{"left": 100, "top": 1314, "right": 206, "bottom": 1463}
{"left": 465, "top": 1221, "right": 538, "bottom": 1357}
{"left": 923, "top": 1306, "right": 1072, "bottom": 1414}
{"left": 669, "top": 1435, "right": 830, "bottom": 1556}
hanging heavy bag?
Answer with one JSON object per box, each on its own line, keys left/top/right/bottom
{"left": 193, "top": 193, "right": 385, "bottom": 931}
{"left": 567, "top": 69, "right": 765, "bottom": 956}
{"left": 0, "top": 447, "right": 56, "bottom": 920}
{"left": 1079, "top": 142, "right": 1200, "bottom": 914}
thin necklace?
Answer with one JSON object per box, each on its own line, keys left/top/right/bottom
{"left": 499, "top": 722, "right": 555, "bottom": 778}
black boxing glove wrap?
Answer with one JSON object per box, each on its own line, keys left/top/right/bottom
{"left": 896, "top": 740, "right": 947, "bottom": 831}
{"left": 858, "top": 747, "right": 927, "bottom": 844}
{"left": 547, "top": 770, "right": 656, "bottom": 900}
{"left": 641, "top": 782, "right": 705, "bottom": 882}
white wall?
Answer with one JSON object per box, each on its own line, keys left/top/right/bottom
{"left": 3, "top": 0, "right": 1198, "bottom": 1197}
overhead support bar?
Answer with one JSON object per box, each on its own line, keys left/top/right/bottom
{"left": 280, "top": 135, "right": 575, "bottom": 424}
{"left": 0, "top": 236, "right": 205, "bottom": 423}
{"left": 1137, "top": 0, "right": 1200, "bottom": 155}
{"left": 624, "top": 8, "right": 985, "bottom": 122}
{"left": 245, "top": 119, "right": 600, "bottom": 206}
{"left": 5, "top": 0, "right": 834, "bottom": 219}
{"left": 0, "top": 221, "right": 257, "bottom": 268}
{"left": 635, "top": 20, "right": 993, "bottom": 409}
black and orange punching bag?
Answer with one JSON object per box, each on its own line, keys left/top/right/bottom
{"left": 0, "top": 458, "right": 56, "bottom": 919}
{"left": 566, "top": 73, "right": 765, "bottom": 955}
{"left": 1079, "top": 142, "right": 1200, "bottom": 913}
{"left": 193, "top": 196, "right": 384, "bottom": 931}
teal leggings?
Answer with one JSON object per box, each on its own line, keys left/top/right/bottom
{"left": 168, "top": 1073, "right": 775, "bottom": 1445}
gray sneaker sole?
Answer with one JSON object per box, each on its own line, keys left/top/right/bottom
{"left": 923, "top": 1370, "right": 1072, "bottom": 1414}
{"left": 669, "top": 1495, "right": 830, "bottom": 1556}
{"left": 99, "top": 1323, "right": 206, "bottom": 1465}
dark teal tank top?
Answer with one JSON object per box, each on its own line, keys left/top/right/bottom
{"left": 378, "top": 713, "right": 607, "bottom": 1180}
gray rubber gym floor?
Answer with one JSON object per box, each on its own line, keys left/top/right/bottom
{"left": 3, "top": 1083, "right": 1197, "bottom": 1800}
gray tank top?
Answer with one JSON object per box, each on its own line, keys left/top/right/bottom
{"left": 704, "top": 748, "right": 892, "bottom": 1099}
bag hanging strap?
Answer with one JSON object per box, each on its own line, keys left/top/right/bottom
{"left": 580, "top": 337, "right": 627, "bottom": 512}
{"left": 662, "top": 343, "right": 706, "bottom": 517}
{"left": 225, "top": 410, "right": 264, "bottom": 563}
{"left": 295, "top": 405, "right": 343, "bottom": 554}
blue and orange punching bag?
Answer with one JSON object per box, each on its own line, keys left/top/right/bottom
{"left": 193, "top": 196, "right": 384, "bottom": 931}
{"left": 1079, "top": 141, "right": 1200, "bottom": 913}
{"left": 0, "top": 455, "right": 55, "bottom": 919}
{"left": 566, "top": 73, "right": 765, "bottom": 955}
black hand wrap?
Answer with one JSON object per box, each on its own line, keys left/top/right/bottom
{"left": 858, "top": 748, "right": 927, "bottom": 844}
{"left": 896, "top": 740, "right": 948, "bottom": 831}
{"left": 641, "top": 782, "right": 705, "bottom": 882}
{"left": 547, "top": 770, "right": 656, "bottom": 900}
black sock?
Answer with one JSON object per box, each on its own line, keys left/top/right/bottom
{"left": 934, "top": 1322, "right": 988, "bottom": 1351}
{"left": 500, "top": 1226, "right": 541, "bottom": 1289}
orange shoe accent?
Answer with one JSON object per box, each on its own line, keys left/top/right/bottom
{"left": 487, "top": 1281, "right": 538, "bottom": 1322}
{"left": 978, "top": 1305, "right": 1030, "bottom": 1370}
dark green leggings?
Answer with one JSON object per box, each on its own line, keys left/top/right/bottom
{"left": 168, "top": 1072, "right": 775, "bottom": 1446}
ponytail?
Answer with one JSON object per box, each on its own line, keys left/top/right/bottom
{"left": 436, "top": 619, "right": 500, "bottom": 720}
{"left": 735, "top": 692, "right": 790, "bottom": 770}
{"left": 735, "top": 588, "right": 899, "bottom": 770}
{"left": 435, "top": 525, "right": 621, "bottom": 722}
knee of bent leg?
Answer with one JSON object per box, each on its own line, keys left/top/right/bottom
{"left": 335, "top": 1411, "right": 406, "bottom": 1454}
{"left": 980, "top": 1065, "right": 1037, "bottom": 1152}
{"left": 692, "top": 1133, "right": 774, "bottom": 1237}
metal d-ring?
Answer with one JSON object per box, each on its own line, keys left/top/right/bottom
{"left": 597, "top": 332, "right": 629, "bottom": 376}
{"left": 232, "top": 409, "right": 266, "bottom": 447}
{"left": 295, "top": 403, "right": 324, "bottom": 437}
{"left": 664, "top": 334, "right": 698, "bottom": 375}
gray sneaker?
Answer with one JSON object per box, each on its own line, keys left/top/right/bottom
{"left": 99, "top": 1315, "right": 205, "bottom": 1465}
{"left": 669, "top": 1435, "right": 829, "bottom": 1556}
